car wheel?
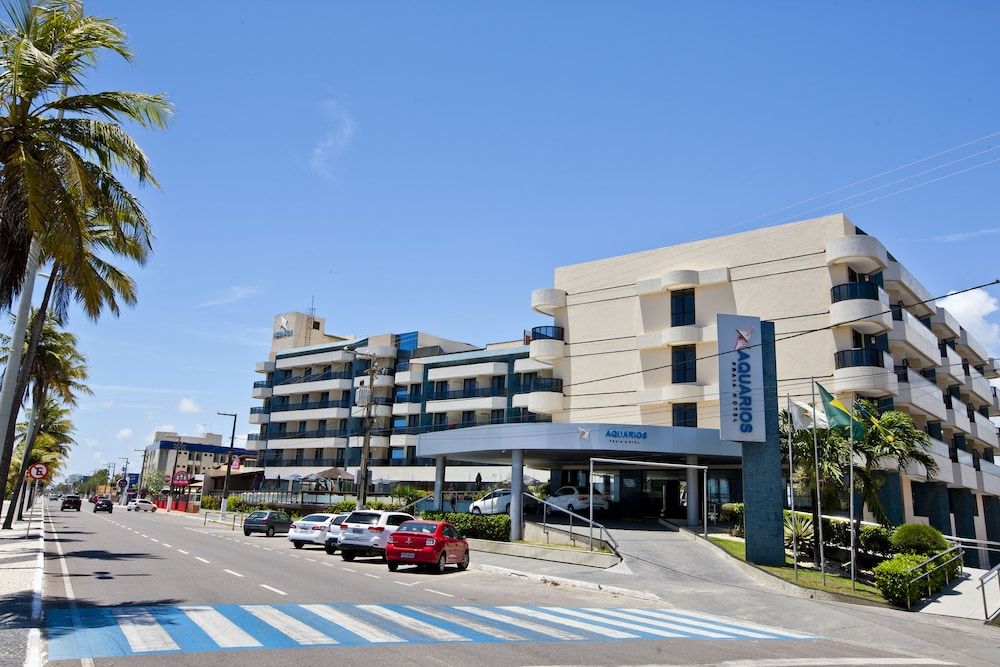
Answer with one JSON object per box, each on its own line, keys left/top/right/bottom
{"left": 151, "top": 508, "right": 156, "bottom": 512}
{"left": 457, "top": 550, "right": 470, "bottom": 571}
{"left": 503, "top": 504, "right": 510, "bottom": 513}
{"left": 387, "top": 561, "right": 399, "bottom": 572}
{"left": 266, "top": 527, "right": 275, "bottom": 537}
{"left": 293, "top": 541, "right": 304, "bottom": 549}
{"left": 435, "top": 552, "right": 447, "bottom": 574}
{"left": 325, "top": 543, "right": 337, "bottom": 555}
{"left": 566, "top": 504, "right": 575, "bottom": 514}
{"left": 244, "top": 530, "right": 252, "bottom": 537}
{"left": 341, "top": 552, "right": 356, "bottom": 561}
{"left": 471, "top": 507, "right": 481, "bottom": 515}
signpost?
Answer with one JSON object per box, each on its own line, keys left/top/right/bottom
{"left": 25, "top": 463, "right": 48, "bottom": 538}
{"left": 172, "top": 471, "right": 190, "bottom": 487}
{"left": 116, "top": 477, "right": 128, "bottom": 490}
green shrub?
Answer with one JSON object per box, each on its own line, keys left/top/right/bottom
{"left": 873, "top": 553, "right": 926, "bottom": 605}
{"left": 390, "top": 485, "right": 424, "bottom": 504}
{"left": 326, "top": 500, "right": 358, "bottom": 514}
{"left": 199, "top": 496, "right": 220, "bottom": 510}
{"left": 891, "top": 524, "right": 948, "bottom": 555}
{"left": 364, "top": 501, "right": 403, "bottom": 512}
{"left": 419, "top": 511, "right": 511, "bottom": 541}
{"left": 858, "top": 525, "right": 893, "bottom": 557}
{"left": 721, "top": 503, "right": 744, "bottom": 535}
{"left": 783, "top": 513, "right": 813, "bottom": 551}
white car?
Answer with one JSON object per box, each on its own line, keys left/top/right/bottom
{"left": 323, "top": 513, "right": 351, "bottom": 554}
{"left": 470, "top": 488, "right": 539, "bottom": 515}
{"left": 287, "top": 513, "right": 338, "bottom": 549}
{"left": 545, "top": 486, "right": 609, "bottom": 514}
{"left": 126, "top": 499, "right": 156, "bottom": 512}
{"left": 337, "top": 510, "right": 414, "bottom": 561}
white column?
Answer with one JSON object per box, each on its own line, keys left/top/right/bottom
{"left": 686, "top": 455, "right": 700, "bottom": 526}
{"left": 433, "top": 456, "right": 445, "bottom": 510}
{"left": 510, "top": 450, "right": 524, "bottom": 541}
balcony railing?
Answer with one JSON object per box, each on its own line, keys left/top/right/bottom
{"left": 264, "top": 429, "right": 350, "bottom": 441}
{"left": 834, "top": 348, "right": 886, "bottom": 369}
{"left": 831, "top": 282, "right": 880, "bottom": 303}
{"left": 275, "top": 370, "right": 353, "bottom": 386}
{"left": 530, "top": 326, "right": 565, "bottom": 341}
{"left": 253, "top": 380, "right": 271, "bottom": 389}
{"left": 269, "top": 398, "right": 352, "bottom": 414}
{"left": 428, "top": 386, "right": 507, "bottom": 401}
{"left": 260, "top": 458, "right": 346, "bottom": 468}
{"left": 516, "top": 377, "right": 564, "bottom": 393}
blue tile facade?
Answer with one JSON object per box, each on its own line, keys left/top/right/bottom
{"left": 875, "top": 471, "right": 905, "bottom": 527}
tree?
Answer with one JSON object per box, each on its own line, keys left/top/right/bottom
{"left": 8, "top": 396, "right": 74, "bottom": 507}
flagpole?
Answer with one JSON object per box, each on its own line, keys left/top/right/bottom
{"left": 811, "top": 378, "right": 826, "bottom": 586}
{"left": 849, "top": 393, "right": 857, "bottom": 592}
{"left": 787, "top": 394, "right": 798, "bottom": 579}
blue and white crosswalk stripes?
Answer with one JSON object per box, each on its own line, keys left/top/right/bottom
{"left": 46, "top": 602, "right": 815, "bottom": 659}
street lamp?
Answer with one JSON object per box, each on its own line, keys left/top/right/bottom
{"left": 218, "top": 411, "right": 237, "bottom": 518}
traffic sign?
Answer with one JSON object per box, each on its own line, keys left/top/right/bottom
{"left": 27, "top": 463, "right": 48, "bottom": 480}
{"left": 116, "top": 477, "right": 128, "bottom": 490}
{"left": 172, "top": 470, "right": 190, "bottom": 487}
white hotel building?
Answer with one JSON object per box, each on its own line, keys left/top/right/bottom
{"left": 250, "top": 215, "right": 1000, "bottom": 565}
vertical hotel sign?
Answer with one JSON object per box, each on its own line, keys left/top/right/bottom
{"left": 717, "top": 314, "right": 766, "bottom": 442}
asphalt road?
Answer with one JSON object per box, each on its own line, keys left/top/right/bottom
{"left": 38, "top": 501, "right": 986, "bottom": 666}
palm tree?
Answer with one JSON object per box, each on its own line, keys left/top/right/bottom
{"left": 0, "top": 0, "right": 167, "bottom": 513}
{"left": 2, "top": 311, "right": 88, "bottom": 527}
{"left": 8, "top": 396, "right": 74, "bottom": 509}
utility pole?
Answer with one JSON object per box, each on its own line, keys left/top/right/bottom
{"left": 106, "top": 462, "right": 116, "bottom": 497}
{"left": 134, "top": 448, "right": 148, "bottom": 497}
{"left": 118, "top": 457, "right": 129, "bottom": 506}
{"left": 217, "top": 412, "right": 237, "bottom": 518}
{"left": 167, "top": 437, "right": 184, "bottom": 512}
{"left": 356, "top": 355, "right": 380, "bottom": 510}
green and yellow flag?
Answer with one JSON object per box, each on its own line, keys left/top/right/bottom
{"left": 816, "top": 382, "right": 866, "bottom": 440}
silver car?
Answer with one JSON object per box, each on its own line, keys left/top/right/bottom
{"left": 287, "top": 513, "right": 336, "bottom": 549}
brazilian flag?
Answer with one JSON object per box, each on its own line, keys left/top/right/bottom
{"left": 816, "top": 382, "right": 866, "bottom": 440}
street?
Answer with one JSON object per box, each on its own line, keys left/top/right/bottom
{"left": 35, "top": 500, "right": 979, "bottom": 666}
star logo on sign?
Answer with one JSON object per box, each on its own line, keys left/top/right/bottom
{"left": 279, "top": 316, "right": 290, "bottom": 332}
{"left": 734, "top": 327, "right": 754, "bottom": 350}
{"left": 578, "top": 428, "right": 590, "bottom": 440}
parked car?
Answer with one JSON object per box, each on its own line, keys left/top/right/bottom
{"left": 469, "top": 488, "right": 539, "bottom": 515}
{"left": 88, "top": 495, "right": 98, "bottom": 504}
{"left": 48, "top": 493, "right": 60, "bottom": 501}
{"left": 126, "top": 499, "right": 156, "bottom": 512}
{"left": 323, "top": 513, "right": 351, "bottom": 554}
{"left": 545, "top": 486, "right": 609, "bottom": 514}
{"left": 337, "top": 510, "right": 414, "bottom": 561}
{"left": 386, "top": 520, "right": 470, "bottom": 573}
{"left": 288, "top": 513, "right": 339, "bottom": 549}
{"left": 94, "top": 497, "right": 114, "bottom": 513}
{"left": 243, "top": 510, "right": 292, "bottom": 537}
{"left": 60, "top": 495, "right": 82, "bottom": 511}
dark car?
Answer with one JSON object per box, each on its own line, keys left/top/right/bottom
{"left": 60, "top": 495, "right": 82, "bottom": 511}
{"left": 243, "top": 510, "right": 292, "bottom": 537}
{"left": 94, "top": 497, "right": 114, "bottom": 513}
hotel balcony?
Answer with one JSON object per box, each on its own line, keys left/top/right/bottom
{"left": 252, "top": 381, "right": 272, "bottom": 399}
{"left": 637, "top": 324, "right": 717, "bottom": 349}
{"left": 248, "top": 407, "right": 270, "bottom": 425}
{"left": 957, "top": 328, "right": 989, "bottom": 365}
{"left": 254, "top": 430, "right": 349, "bottom": 450}
{"left": 351, "top": 398, "right": 393, "bottom": 419}
{"left": 355, "top": 344, "right": 397, "bottom": 359}
{"left": 638, "top": 382, "right": 719, "bottom": 405}
{"left": 531, "top": 288, "right": 567, "bottom": 315}
{"left": 275, "top": 348, "right": 353, "bottom": 370}
{"left": 829, "top": 282, "right": 892, "bottom": 334}
{"left": 513, "top": 357, "right": 552, "bottom": 374}
{"left": 390, "top": 433, "right": 420, "bottom": 448}
{"left": 425, "top": 387, "right": 507, "bottom": 414}
{"left": 944, "top": 395, "right": 971, "bottom": 434}
{"left": 979, "top": 459, "right": 1000, "bottom": 496}
{"left": 930, "top": 307, "right": 961, "bottom": 341}
{"left": 888, "top": 308, "right": 939, "bottom": 366}
{"left": 635, "top": 267, "right": 730, "bottom": 294}
{"left": 270, "top": 399, "right": 352, "bottom": 423}
{"left": 951, "top": 448, "right": 979, "bottom": 490}
{"left": 831, "top": 349, "right": 897, "bottom": 396}
{"left": 391, "top": 401, "right": 423, "bottom": 416}
{"left": 511, "top": 377, "right": 565, "bottom": 415}
{"left": 882, "top": 261, "right": 935, "bottom": 316}
{"left": 825, "top": 235, "right": 888, "bottom": 274}
{"left": 353, "top": 372, "right": 395, "bottom": 389}
{"left": 255, "top": 361, "right": 276, "bottom": 373}
{"left": 348, "top": 435, "right": 390, "bottom": 449}
{"left": 962, "top": 367, "right": 994, "bottom": 405}
{"left": 991, "top": 387, "right": 1000, "bottom": 417}
{"left": 938, "top": 344, "right": 963, "bottom": 385}
{"left": 970, "top": 411, "right": 999, "bottom": 448}
{"left": 427, "top": 362, "right": 509, "bottom": 382}
{"left": 894, "top": 369, "right": 947, "bottom": 421}
{"left": 395, "top": 368, "right": 424, "bottom": 385}
{"left": 528, "top": 326, "right": 565, "bottom": 362}
{"left": 272, "top": 370, "right": 353, "bottom": 396}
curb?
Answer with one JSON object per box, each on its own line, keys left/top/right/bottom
{"left": 470, "top": 562, "right": 661, "bottom": 602}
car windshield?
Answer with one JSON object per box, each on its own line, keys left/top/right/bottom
{"left": 247, "top": 511, "right": 267, "bottom": 520}
{"left": 300, "top": 514, "right": 330, "bottom": 522}
{"left": 345, "top": 512, "right": 380, "bottom": 525}
{"left": 397, "top": 522, "right": 437, "bottom": 534}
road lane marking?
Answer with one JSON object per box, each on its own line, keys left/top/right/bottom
{"left": 456, "top": 607, "right": 583, "bottom": 640}
{"left": 150, "top": 538, "right": 159, "bottom": 543}
{"left": 112, "top": 608, "right": 180, "bottom": 652}
{"left": 363, "top": 573, "right": 380, "bottom": 579}
{"left": 341, "top": 567, "right": 356, "bottom": 573}
{"left": 263, "top": 547, "right": 273, "bottom": 551}
{"left": 240, "top": 605, "right": 335, "bottom": 644}
{"left": 180, "top": 606, "right": 261, "bottom": 648}
{"left": 423, "top": 588, "right": 453, "bottom": 598}
{"left": 305, "top": 558, "right": 316, "bottom": 562}
{"left": 223, "top": 569, "right": 244, "bottom": 578}
{"left": 177, "top": 549, "right": 189, "bottom": 554}
{"left": 652, "top": 607, "right": 814, "bottom": 638}
{"left": 195, "top": 556, "right": 210, "bottom": 564}
{"left": 585, "top": 607, "right": 736, "bottom": 638}
{"left": 394, "top": 581, "right": 419, "bottom": 587}
{"left": 621, "top": 608, "right": 785, "bottom": 639}
{"left": 259, "top": 584, "right": 287, "bottom": 596}
{"left": 407, "top": 606, "right": 523, "bottom": 641}
{"left": 499, "top": 606, "right": 637, "bottom": 639}
{"left": 300, "top": 604, "right": 404, "bottom": 643}
{"left": 162, "top": 543, "right": 171, "bottom": 548}
{"left": 357, "top": 605, "right": 469, "bottom": 642}
{"left": 140, "top": 534, "right": 148, "bottom": 538}
{"left": 543, "top": 607, "right": 688, "bottom": 638}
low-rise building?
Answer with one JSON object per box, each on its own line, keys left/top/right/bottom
{"left": 142, "top": 431, "right": 253, "bottom": 490}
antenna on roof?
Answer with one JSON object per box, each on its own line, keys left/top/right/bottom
{"left": 305, "top": 296, "right": 317, "bottom": 346}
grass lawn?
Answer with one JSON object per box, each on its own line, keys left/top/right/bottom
{"left": 708, "top": 536, "right": 886, "bottom": 605}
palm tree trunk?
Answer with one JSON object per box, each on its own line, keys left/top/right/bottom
{"left": 5, "top": 385, "right": 44, "bottom": 528}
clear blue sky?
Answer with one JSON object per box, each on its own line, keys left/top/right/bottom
{"left": 53, "top": 1, "right": 1000, "bottom": 477}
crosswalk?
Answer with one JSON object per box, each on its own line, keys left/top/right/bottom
{"left": 46, "top": 602, "right": 814, "bottom": 659}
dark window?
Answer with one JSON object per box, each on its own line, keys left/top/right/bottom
{"left": 295, "top": 448, "right": 304, "bottom": 461}
{"left": 320, "top": 391, "right": 329, "bottom": 402}
{"left": 671, "top": 345, "right": 696, "bottom": 383}
{"left": 303, "top": 367, "right": 312, "bottom": 378}
{"left": 435, "top": 381, "right": 448, "bottom": 396}
{"left": 318, "top": 420, "right": 327, "bottom": 432}
{"left": 461, "top": 411, "right": 475, "bottom": 424}
{"left": 490, "top": 409, "right": 505, "bottom": 424}
{"left": 314, "top": 448, "right": 323, "bottom": 460}
{"left": 672, "top": 403, "right": 698, "bottom": 427}
{"left": 433, "top": 413, "right": 448, "bottom": 426}
{"left": 312, "top": 321, "right": 320, "bottom": 330}
{"left": 297, "top": 421, "right": 307, "bottom": 432}
{"left": 407, "top": 414, "right": 419, "bottom": 427}
{"left": 463, "top": 378, "right": 477, "bottom": 394}
{"left": 409, "top": 384, "right": 422, "bottom": 397}
{"left": 490, "top": 375, "right": 506, "bottom": 391}
{"left": 671, "top": 289, "right": 695, "bottom": 327}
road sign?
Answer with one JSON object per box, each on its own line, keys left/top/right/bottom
{"left": 116, "top": 477, "right": 128, "bottom": 490}
{"left": 27, "top": 463, "right": 48, "bottom": 480}
{"left": 172, "top": 470, "right": 190, "bottom": 487}
{"left": 127, "top": 473, "right": 140, "bottom": 485}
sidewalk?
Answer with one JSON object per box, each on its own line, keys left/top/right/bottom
{"left": 0, "top": 499, "right": 45, "bottom": 667}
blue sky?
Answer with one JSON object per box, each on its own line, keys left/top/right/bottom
{"left": 44, "top": 1, "right": 1000, "bottom": 477}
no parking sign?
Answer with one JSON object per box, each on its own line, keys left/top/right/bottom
{"left": 27, "top": 463, "right": 48, "bottom": 480}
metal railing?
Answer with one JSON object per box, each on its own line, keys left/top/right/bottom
{"left": 905, "top": 545, "right": 965, "bottom": 610}
{"left": 397, "top": 494, "right": 435, "bottom": 514}
{"left": 531, "top": 493, "right": 620, "bottom": 557}
{"left": 976, "top": 562, "right": 1000, "bottom": 622}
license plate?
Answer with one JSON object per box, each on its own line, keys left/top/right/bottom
{"left": 400, "top": 552, "right": 415, "bottom": 559}
{"left": 351, "top": 527, "right": 362, "bottom": 534}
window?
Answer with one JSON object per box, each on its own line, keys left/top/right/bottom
{"left": 295, "top": 448, "right": 304, "bottom": 461}
{"left": 462, "top": 411, "right": 475, "bottom": 425}
{"left": 314, "top": 448, "right": 323, "bottom": 460}
{"left": 393, "top": 417, "right": 406, "bottom": 430}
{"left": 300, "top": 393, "right": 310, "bottom": 406}
{"left": 671, "top": 289, "right": 695, "bottom": 327}
{"left": 303, "top": 367, "right": 312, "bottom": 378}
{"left": 407, "top": 414, "right": 419, "bottom": 428}
{"left": 320, "top": 391, "right": 329, "bottom": 403}
{"left": 312, "top": 321, "right": 320, "bottom": 330}
{"left": 433, "top": 413, "right": 448, "bottom": 426}
{"left": 298, "top": 421, "right": 307, "bottom": 432}
{"left": 463, "top": 378, "right": 477, "bottom": 394}
{"left": 434, "top": 381, "right": 448, "bottom": 397}
{"left": 323, "top": 365, "right": 331, "bottom": 374}
{"left": 490, "top": 409, "right": 505, "bottom": 424}
{"left": 672, "top": 403, "right": 698, "bottom": 427}
{"left": 318, "top": 419, "right": 327, "bottom": 432}
{"left": 409, "top": 383, "right": 422, "bottom": 397}
{"left": 671, "top": 345, "right": 696, "bottom": 383}
{"left": 490, "top": 375, "right": 506, "bottom": 392}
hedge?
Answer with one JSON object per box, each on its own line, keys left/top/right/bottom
{"left": 873, "top": 553, "right": 927, "bottom": 605}
{"left": 890, "top": 524, "right": 948, "bottom": 556}
{"left": 721, "top": 503, "right": 744, "bottom": 535}
{"left": 419, "top": 511, "right": 511, "bottom": 541}
{"left": 199, "top": 496, "right": 220, "bottom": 510}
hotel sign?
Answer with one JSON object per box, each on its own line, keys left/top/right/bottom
{"left": 717, "top": 314, "right": 766, "bottom": 443}
{"left": 273, "top": 316, "right": 293, "bottom": 339}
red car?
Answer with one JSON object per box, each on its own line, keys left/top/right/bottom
{"left": 385, "top": 520, "right": 470, "bottom": 573}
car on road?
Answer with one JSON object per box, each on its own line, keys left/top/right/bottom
{"left": 48, "top": 493, "right": 60, "bottom": 500}
{"left": 94, "top": 497, "right": 114, "bottom": 513}
{"left": 337, "top": 510, "right": 414, "bottom": 561}
{"left": 469, "top": 488, "right": 539, "bottom": 515}
{"left": 88, "top": 495, "right": 98, "bottom": 504}
{"left": 60, "top": 494, "right": 82, "bottom": 511}
{"left": 126, "top": 499, "right": 156, "bottom": 512}
{"left": 243, "top": 510, "right": 292, "bottom": 537}
{"left": 386, "top": 520, "right": 470, "bottom": 573}
{"left": 288, "top": 513, "right": 340, "bottom": 549}
{"left": 545, "top": 486, "right": 609, "bottom": 514}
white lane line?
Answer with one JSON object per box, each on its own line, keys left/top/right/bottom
{"left": 300, "top": 604, "right": 404, "bottom": 643}
{"left": 150, "top": 538, "right": 159, "bottom": 543}
{"left": 407, "top": 606, "right": 523, "bottom": 641}
{"left": 241, "top": 605, "right": 335, "bottom": 644}
{"left": 259, "top": 584, "right": 287, "bottom": 596}
{"left": 263, "top": 547, "right": 273, "bottom": 551}
{"left": 305, "top": 558, "right": 316, "bottom": 562}
{"left": 500, "top": 606, "right": 637, "bottom": 639}
{"left": 394, "top": 581, "right": 419, "bottom": 587}
{"left": 140, "top": 534, "right": 148, "bottom": 538}
{"left": 162, "top": 543, "right": 172, "bottom": 548}
{"left": 708, "top": 661, "right": 955, "bottom": 666}
{"left": 322, "top": 562, "right": 335, "bottom": 567}
{"left": 177, "top": 549, "right": 189, "bottom": 555}
{"left": 622, "top": 608, "right": 780, "bottom": 639}
{"left": 542, "top": 607, "right": 687, "bottom": 638}
{"left": 223, "top": 569, "right": 244, "bottom": 578}
{"left": 112, "top": 608, "right": 180, "bottom": 652}
{"left": 289, "top": 554, "right": 301, "bottom": 559}
{"left": 252, "top": 544, "right": 262, "bottom": 549}
{"left": 585, "top": 607, "right": 735, "bottom": 638}
{"left": 363, "top": 573, "right": 381, "bottom": 579}
{"left": 358, "top": 605, "right": 469, "bottom": 642}
{"left": 456, "top": 606, "right": 583, "bottom": 641}
{"left": 423, "top": 588, "right": 453, "bottom": 598}
{"left": 195, "top": 556, "right": 210, "bottom": 564}
{"left": 180, "top": 606, "right": 261, "bottom": 648}
{"left": 655, "top": 608, "right": 814, "bottom": 639}
{"left": 341, "top": 567, "right": 356, "bottom": 573}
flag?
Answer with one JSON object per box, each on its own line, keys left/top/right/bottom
{"left": 856, "top": 402, "right": 895, "bottom": 442}
{"left": 816, "top": 382, "right": 866, "bottom": 440}
{"left": 789, "top": 400, "right": 828, "bottom": 431}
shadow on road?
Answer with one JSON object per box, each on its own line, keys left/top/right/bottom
{"left": 59, "top": 549, "right": 163, "bottom": 561}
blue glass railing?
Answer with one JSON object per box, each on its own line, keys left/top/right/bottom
{"left": 428, "top": 387, "right": 507, "bottom": 401}
{"left": 268, "top": 399, "right": 352, "bottom": 414}
{"left": 834, "top": 348, "right": 885, "bottom": 369}
{"left": 275, "top": 370, "right": 353, "bottom": 386}
{"left": 830, "top": 282, "right": 879, "bottom": 303}
{"left": 531, "top": 326, "right": 565, "bottom": 341}
{"left": 516, "top": 377, "right": 563, "bottom": 393}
